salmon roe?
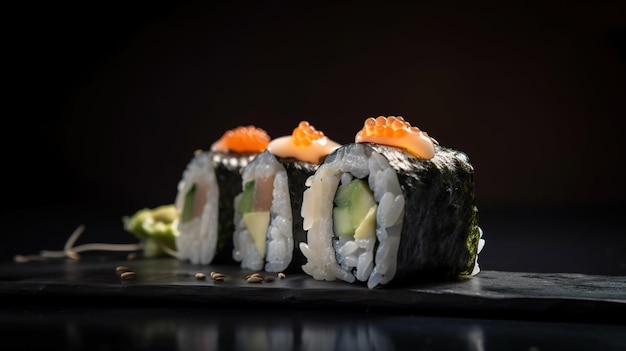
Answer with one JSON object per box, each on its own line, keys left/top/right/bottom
{"left": 211, "top": 125, "right": 270, "bottom": 153}
{"left": 267, "top": 120, "right": 341, "bottom": 164}
{"left": 355, "top": 116, "right": 436, "bottom": 159}
{"left": 292, "top": 121, "right": 325, "bottom": 147}
{"left": 360, "top": 116, "right": 417, "bottom": 138}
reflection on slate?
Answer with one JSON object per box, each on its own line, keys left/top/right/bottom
{"left": 1, "top": 307, "right": 625, "bottom": 351}
{"left": 0, "top": 256, "right": 624, "bottom": 324}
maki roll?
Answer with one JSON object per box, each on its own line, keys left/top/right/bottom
{"left": 232, "top": 121, "right": 341, "bottom": 272}
{"left": 174, "top": 126, "right": 271, "bottom": 265}
{"left": 299, "top": 116, "right": 485, "bottom": 288}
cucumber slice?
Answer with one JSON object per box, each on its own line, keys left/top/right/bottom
{"left": 348, "top": 181, "right": 376, "bottom": 228}
{"left": 333, "top": 206, "right": 354, "bottom": 236}
{"left": 238, "top": 180, "right": 255, "bottom": 214}
{"left": 334, "top": 181, "right": 353, "bottom": 207}
{"left": 180, "top": 184, "right": 196, "bottom": 223}
{"left": 332, "top": 178, "right": 377, "bottom": 238}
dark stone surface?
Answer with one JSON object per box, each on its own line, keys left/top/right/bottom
{"left": 1, "top": 256, "right": 623, "bottom": 324}
{"left": 1, "top": 207, "right": 624, "bottom": 350}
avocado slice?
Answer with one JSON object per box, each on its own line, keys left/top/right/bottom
{"left": 243, "top": 211, "right": 270, "bottom": 256}
{"left": 354, "top": 204, "right": 377, "bottom": 239}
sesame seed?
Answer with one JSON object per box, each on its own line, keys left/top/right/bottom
{"left": 120, "top": 271, "right": 136, "bottom": 280}
{"left": 246, "top": 276, "right": 263, "bottom": 283}
{"left": 116, "top": 265, "right": 130, "bottom": 274}
{"left": 212, "top": 273, "right": 225, "bottom": 280}
{"left": 245, "top": 272, "right": 264, "bottom": 279}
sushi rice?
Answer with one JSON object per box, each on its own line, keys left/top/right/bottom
{"left": 175, "top": 152, "right": 220, "bottom": 265}
{"left": 300, "top": 144, "right": 406, "bottom": 288}
{"left": 175, "top": 151, "right": 254, "bottom": 265}
{"left": 232, "top": 151, "right": 293, "bottom": 272}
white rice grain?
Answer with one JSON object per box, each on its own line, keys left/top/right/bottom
{"left": 175, "top": 152, "right": 219, "bottom": 265}
{"left": 300, "top": 144, "right": 405, "bottom": 288}
{"left": 265, "top": 169, "right": 293, "bottom": 272}
{"left": 232, "top": 151, "right": 294, "bottom": 272}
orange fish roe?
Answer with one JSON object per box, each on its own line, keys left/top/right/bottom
{"left": 355, "top": 116, "right": 436, "bottom": 159}
{"left": 267, "top": 121, "right": 341, "bottom": 164}
{"left": 211, "top": 125, "right": 271, "bottom": 154}
{"left": 292, "top": 121, "right": 325, "bottom": 147}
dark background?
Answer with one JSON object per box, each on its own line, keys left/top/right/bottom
{"left": 3, "top": 1, "right": 625, "bottom": 273}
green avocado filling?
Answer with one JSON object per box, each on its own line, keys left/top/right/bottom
{"left": 332, "top": 178, "right": 377, "bottom": 239}
{"left": 237, "top": 180, "right": 269, "bottom": 256}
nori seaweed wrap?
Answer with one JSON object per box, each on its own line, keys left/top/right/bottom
{"left": 371, "top": 143, "right": 481, "bottom": 283}
{"left": 299, "top": 117, "right": 484, "bottom": 288}
{"left": 232, "top": 151, "right": 319, "bottom": 272}
{"left": 174, "top": 126, "right": 270, "bottom": 265}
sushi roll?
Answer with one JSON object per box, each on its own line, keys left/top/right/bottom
{"left": 299, "top": 116, "right": 485, "bottom": 288}
{"left": 174, "top": 125, "right": 271, "bottom": 265}
{"left": 232, "top": 121, "right": 341, "bottom": 272}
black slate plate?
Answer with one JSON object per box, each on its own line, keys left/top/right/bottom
{"left": 1, "top": 255, "right": 624, "bottom": 324}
